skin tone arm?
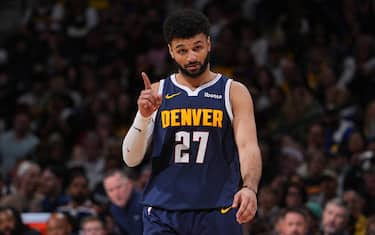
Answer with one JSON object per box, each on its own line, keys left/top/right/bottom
{"left": 230, "top": 81, "right": 262, "bottom": 224}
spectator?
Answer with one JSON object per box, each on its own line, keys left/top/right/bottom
{"left": 346, "top": 131, "right": 366, "bottom": 160}
{"left": 280, "top": 182, "right": 308, "bottom": 209}
{"left": 305, "top": 122, "right": 325, "bottom": 156}
{"left": 297, "top": 151, "right": 326, "bottom": 199}
{"left": 60, "top": 0, "right": 99, "bottom": 64}
{"left": 342, "top": 189, "right": 367, "bottom": 235}
{"left": 282, "top": 82, "right": 323, "bottom": 138}
{"left": 46, "top": 212, "right": 73, "bottom": 235}
{"left": 321, "top": 106, "right": 355, "bottom": 157}
{"left": 342, "top": 150, "right": 369, "bottom": 197}
{"left": 16, "top": 67, "right": 48, "bottom": 119}
{"left": 277, "top": 142, "right": 305, "bottom": 177}
{"left": 37, "top": 132, "right": 68, "bottom": 168}
{"left": 37, "top": 85, "right": 75, "bottom": 141}
{"left": 320, "top": 197, "right": 350, "bottom": 235}
{"left": 329, "top": 148, "right": 350, "bottom": 196}
{"left": 57, "top": 168, "right": 96, "bottom": 232}
{"left": 38, "top": 165, "right": 69, "bottom": 212}
{"left": 0, "top": 161, "right": 42, "bottom": 212}
{"left": 0, "top": 206, "right": 41, "bottom": 235}
{"left": 102, "top": 169, "right": 143, "bottom": 235}
{"left": 275, "top": 207, "right": 309, "bottom": 235}
{"left": 80, "top": 216, "right": 108, "bottom": 235}
{"left": 313, "top": 170, "right": 339, "bottom": 209}
{"left": 79, "top": 131, "right": 106, "bottom": 190}
{"left": 0, "top": 107, "right": 40, "bottom": 177}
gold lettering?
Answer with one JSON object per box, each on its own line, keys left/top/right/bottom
{"left": 202, "top": 109, "right": 212, "bottom": 126}
{"left": 180, "top": 109, "right": 192, "bottom": 126}
{"left": 212, "top": 110, "right": 223, "bottom": 127}
{"left": 170, "top": 109, "right": 180, "bottom": 127}
{"left": 161, "top": 108, "right": 223, "bottom": 128}
{"left": 161, "top": 111, "right": 170, "bottom": 128}
{"left": 192, "top": 109, "right": 202, "bottom": 126}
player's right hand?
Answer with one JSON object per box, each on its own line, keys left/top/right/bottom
{"left": 137, "top": 72, "right": 162, "bottom": 117}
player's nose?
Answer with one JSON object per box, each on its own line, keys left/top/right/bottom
{"left": 187, "top": 51, "right": 198, "bottom": 62}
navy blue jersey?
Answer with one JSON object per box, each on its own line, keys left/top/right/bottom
{"left": 143, "top": 74, "right": 241, "bottom": 210}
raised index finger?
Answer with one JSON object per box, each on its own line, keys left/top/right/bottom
{"left": 141, "top": 72, "right": 152, "bottom": 90}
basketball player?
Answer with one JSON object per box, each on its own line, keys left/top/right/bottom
{"left": 122, "top": 8, "right": 262, "bottom": 235}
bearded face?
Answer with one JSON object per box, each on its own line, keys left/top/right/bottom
{"left": 168, "top": 33, "right": 211, "bottom": 79}
{"left": 175, "top": 52, "right": 210, "bottom": 78}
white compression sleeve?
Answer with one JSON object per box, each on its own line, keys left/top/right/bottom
{"left": 122, "top": 111, "right": 155, "bottom": 167}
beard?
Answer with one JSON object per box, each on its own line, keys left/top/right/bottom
{"left": 175, "top": 53, "right": 210, "bottom": 78}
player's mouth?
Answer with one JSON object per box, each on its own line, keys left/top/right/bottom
{"left": 185, "top": 63, "right": 201, "bottom": 70}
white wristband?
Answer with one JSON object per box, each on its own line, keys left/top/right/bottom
{"left": 132, "top": 112, "right": 153, "bottom": 132}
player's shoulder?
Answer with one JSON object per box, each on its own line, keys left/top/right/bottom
{"left": 218, "top": 74, "right": 245, "bottom": 88}
{"left": 228, "top": 79, "right": 249, "bottom": 93}
{"left": 216, "top": 74, "right": 250, "bottom": 97}
{"left": 152, "top": 74, "right": 175, "bottom": 92}
{"left": 228, "top": 79, "right": 253, "bottom": 107}
{"left": 150, "top": 75, "right": 170, "bottom": 92}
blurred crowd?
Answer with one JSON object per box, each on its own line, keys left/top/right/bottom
{"left": 0, "top": 0, "right": 375, "bottom": 234}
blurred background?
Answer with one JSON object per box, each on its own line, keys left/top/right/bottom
{"left": 0, "top": 0, "right": 375, "bottom": 234}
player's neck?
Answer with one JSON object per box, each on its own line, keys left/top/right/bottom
{"left": 176, "top": 70, "right": 217, "bottom": 90}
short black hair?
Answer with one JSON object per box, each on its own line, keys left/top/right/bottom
{"left": 163, "top": 8, "right": 210, "bottom": 44}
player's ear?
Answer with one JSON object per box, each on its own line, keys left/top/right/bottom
{"left": 168, "top": 44, "right": 174, "bottom": 59}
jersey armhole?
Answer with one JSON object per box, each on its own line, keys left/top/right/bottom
{"left": 225, "top": 79, "right": 233, "bottom": 122}
{"left": 158, "top": 79, "right": 165, "bottom": 95}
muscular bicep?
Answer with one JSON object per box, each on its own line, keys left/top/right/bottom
{"left": 230, "top": 81, "right": 258, "bottom": 149}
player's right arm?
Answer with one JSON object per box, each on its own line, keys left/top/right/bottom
{"left": 122, "top": 72, "right": 161, "bottom": 167}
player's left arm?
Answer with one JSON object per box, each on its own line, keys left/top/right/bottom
{"left": 230, "top": 81, "right": 262, "bottom": 224}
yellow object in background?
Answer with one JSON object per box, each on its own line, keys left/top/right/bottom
{"left": 89, "top": 0, "right": 109, "bottom": 10}
{"left": 55, "top": 0, "right": 109, "bottom": 9}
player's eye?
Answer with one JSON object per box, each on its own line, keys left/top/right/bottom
{"left": 177, "top": 49, "right": 187, "bottom": 54}
{"left": 194, "top": 45, "right": 203, "bottom": 51}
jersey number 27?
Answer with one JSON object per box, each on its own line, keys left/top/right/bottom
{"left": 174, "top": 131, "right": 209, "bottom": 164}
